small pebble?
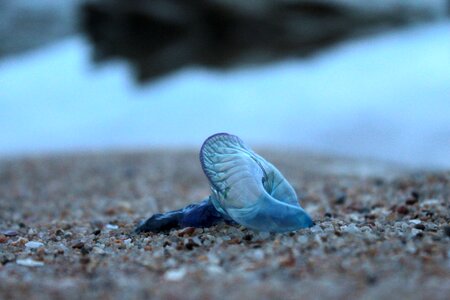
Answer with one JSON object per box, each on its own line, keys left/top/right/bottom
{"left": 227, "top": 238, "right": 241, "bottom": 245}
{"left": 310, "top": 225, "right": 324, "bottom": 234}
{"left": 409, "top": 219, "right": 421, "bottom": 225}
{"left": 243, "top": 234, "right": 253, "bottom": 241}
{"left": 2, "top": 230, "right": 18, "bottom": 237}
{"left": 72, "top": 241, "right": 85, "bottom": 249}
{"left": 396, "top": 206, "right": 409, "bottom": 215}
{"left": 16, "top": 258, "right": 45, "bottom": 267}
{"left": 105, "top": 224, "right": 119, "bottom": 230}
{"left": 177, "top": 227, "right": 196, "bottom": 237}
{"left": 279, "top": 254, "right": 296, "bottom": 268}
{"left": 164, "top": 268, "right": 187, "bottom": 281}
{"left": 81, "top": 247, "right": 90, "bottom": 255}
{"left": 25, "top": 241, "right": 44, "bottom": 249}
{"left": 414, "top": 224, "right": 425, "bottom": 230}
{"left": 185, "top": 239, "right": 199, "bottom": 250}
{"left": 0, "top": 235, "right": 7, "bottom": 243}
{"left": 341, "top": 224, "right": 360, "bottom": 234}
{"left": 124, "top": 239, "right": 133, "bottom": 248}
{"left": 411, "top": 228, "right": 422, "bottom": 237}
{"left": 420, "top": 199, "right": 440, "bottom": 207}
{"left": 334, "top": 193, "right": 347, "bottom": 205}
{"left": 11, "top": 237, "right": 28, "bottom": 247}
{"left": 405, "top": 198, "right": 418, "bottom": 205}
{"left": 252, "top": 249, "right": 265, "bottom": 260}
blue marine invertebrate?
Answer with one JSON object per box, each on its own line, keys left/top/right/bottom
{"left": 136, "top": 133, "right": 313, "bottom": 233}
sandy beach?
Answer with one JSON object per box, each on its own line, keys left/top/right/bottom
{"left": 0, "top": 150, "right": 449, "bottom": 299}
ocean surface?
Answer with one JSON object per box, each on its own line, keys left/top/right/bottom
{"left": 1, "top": 21, "right": 449, "bottom": 168}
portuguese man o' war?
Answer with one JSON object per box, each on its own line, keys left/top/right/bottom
{"left": 136, "top": 133, "right": 314, "bottom": 233}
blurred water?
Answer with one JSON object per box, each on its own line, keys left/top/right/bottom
{"left": 0, "top": 21, "right": 449, "bottom": 168}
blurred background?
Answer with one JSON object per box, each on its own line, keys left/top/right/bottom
{"left": 1, "top": 0, "right": 449, "bottom": 168}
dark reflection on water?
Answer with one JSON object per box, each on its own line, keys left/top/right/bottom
{"left": 80, "top": 0, "right": 446, "bottom": 83}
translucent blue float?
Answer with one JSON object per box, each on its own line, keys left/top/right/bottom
{"left": 136, "top": 133, "right": 313, "bottom": 233}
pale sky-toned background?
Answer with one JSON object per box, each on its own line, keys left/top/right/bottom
{"left": 1, "top": 1, "right": 449, "bottom": 168}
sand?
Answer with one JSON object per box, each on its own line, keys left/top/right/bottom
{"left": 0, "top": 150, "right": 449, "bottom": 299}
